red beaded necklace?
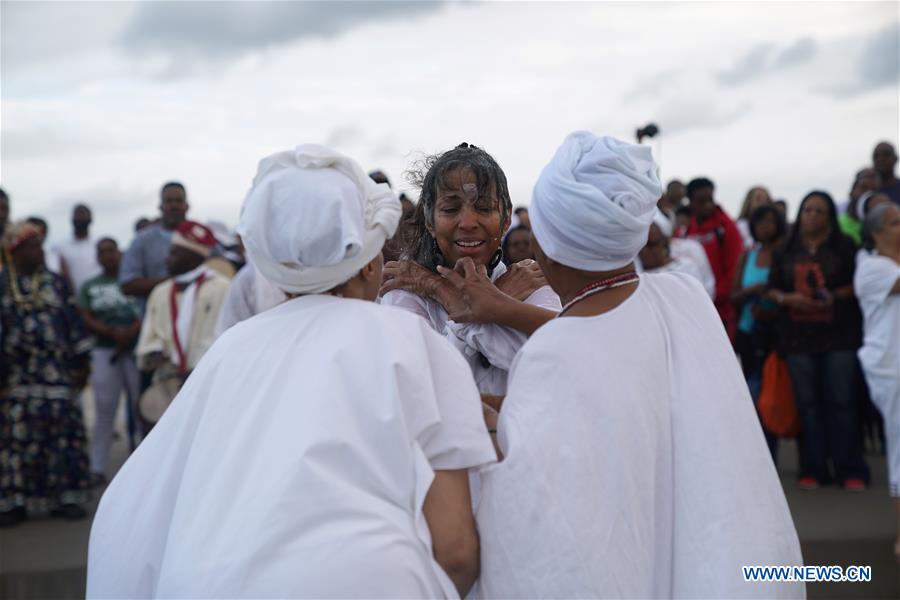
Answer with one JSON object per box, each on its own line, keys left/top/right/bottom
{"left": 560, "top": 271, "right": 640, "bottom": 315}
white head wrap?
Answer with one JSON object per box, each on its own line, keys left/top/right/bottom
{"left": 237, "top": 144, "right": 400, "bottom": 294}
{"left": 652, "top": 208, "right": 674, "bottom": 238}
{"left": 530, "top": 131, "right": 662, "bottom": 271}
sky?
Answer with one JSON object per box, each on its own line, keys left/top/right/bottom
{"left": 2, "top": 0, "right": 899, "bottom": 248}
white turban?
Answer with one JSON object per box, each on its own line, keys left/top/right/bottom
{"left": 237, "top": 144, "right": 400, "bottom": 294}
{"left": 531, "top": 131, "right": 662, "bottom": 271}
{"left": 652, "top": 208, "right": 674, "bottom": 238}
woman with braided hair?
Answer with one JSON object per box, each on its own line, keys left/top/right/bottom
{"left": 380, "top": 143, "right": 560, "bottom": 406}
{"left": 0, "top": 221, "right": 93, "bottom": 527}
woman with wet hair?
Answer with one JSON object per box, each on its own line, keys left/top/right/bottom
{"left": 381, "top": 143, "right": 560, "bottom": 402}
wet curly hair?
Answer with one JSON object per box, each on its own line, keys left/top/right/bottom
{"left": 404, "top": 143, "right": 512, "bottom": 271}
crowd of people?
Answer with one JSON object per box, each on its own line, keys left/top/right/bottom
{"left": 0, "top": 135, "right": 898, "bottom": 595}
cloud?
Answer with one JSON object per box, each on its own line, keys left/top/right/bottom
{"left": 816, "top": 21, "right": 899, "bottom": 97}
{"left": 716, "top": 43, "right": 773, "bottom": 85}
{"left": 773, "top": 37, "right": 817, "bottom": 68}
{"left": 625, "top": 69, "right": 683, "bottom": 101}
{"left": 325, "top": 126, "right": 366, "bottom": 147}
{"left": 0, "top": 2, "right": 136, "bottom": 71}
{"left": 654, "top": 97, "right": 753, "bottom": 134}
{"left": 119, "top": 1, "right": 447, "bottom": 61}
{"left": 858, "top": 21, "right": 900, "bottom": 89}
{"left": 716, "top": 37, "right": 818, "bottom": 86}
{"left": 1, "top": 126, "right": 127, "bottom": 160}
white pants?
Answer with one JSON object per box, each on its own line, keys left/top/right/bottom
{"left": 90, "top": 348, "right": 140, "bottom": 474}
{"left": 864, "top": 371, "right": 900, "bottom": 498}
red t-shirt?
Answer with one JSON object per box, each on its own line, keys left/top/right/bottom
{"left": 676, "top": 206, "right": 744, "bottom": 330}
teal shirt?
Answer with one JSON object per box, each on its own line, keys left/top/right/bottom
{"left": 79, "top": 274, "right": 140, "bottom": 348}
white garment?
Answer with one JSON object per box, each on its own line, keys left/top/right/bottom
{"left": 476, "top": 273, "right": 804, "bottom": 599}
{"left": 855, "top": 254, "right": 900, "bottom": 496}
{"left": 670, "top": 236, "right": 716, "bottom": 299}
{"left": 531, "top": 132, "right": 661, "bottom": 271}
{"left": 135, "top": 272, "right": 230, "bottom": 372}
{"left": 43, "top": 247, "right": 64, "bottom": 276}
{"left": 214, "top": 263, "right": 287, "bottom": 336}
{"left": 646, "top": 256, "right": 711, "bottom": 297}
{"left": 54, "top": 237, "right": 101, "bottom": 294}
{"left": 381, "top": 262, "right": 561, "bottom": 395}
{"left": 87, "top": 295, "right": 496, "bottom": 598}
{"left": 238, "top": 144, "right": 400, "bottom": 294}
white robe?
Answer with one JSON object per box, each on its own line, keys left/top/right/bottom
{"left": 854, "top": 254, "right": 900, "bottom": 497}
{"left": 381, "top": 262, "right": 561, "bottom": 395}
{"left": 646, "top": 256, "right": 713, "bottom": 299}
{"left": 87, "top": 295, "right": 496, "bottom": 598}
{"left": 214, "top": 263, "right": 287, "bottom": 336}
{"left": 476, "top": 273, "right": 804, "bottom": 599}
{"left": 670, "top": 237, "right": 716, "bottom": 300}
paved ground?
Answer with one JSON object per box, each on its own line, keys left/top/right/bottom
{"left": 1, "top": 390, "right": 898, "bottom": 599}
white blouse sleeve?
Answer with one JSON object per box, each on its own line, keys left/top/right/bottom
{"left": 380, "top": 289, "right": 434, "bottom": 323}
{"left": 445, "top": 285, "right": 561, "bottom": 371}
{"left": 854, "top": 256, "right": 900, "bottom": 307}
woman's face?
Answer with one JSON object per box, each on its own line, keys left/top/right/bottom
{"left": 430, "top": 167, "right": 506, "bottom": 267}
{"left": 873, "top": 206, "right": 900, "bottom": 249}
{"left": 505, "top": 229, "right": 533, "bottom": 264}
{"left": 799, "top": 195, "right": 830, "bottom": 237}
{"left": 754, "top": 212, "right": 778, "bottom": 243}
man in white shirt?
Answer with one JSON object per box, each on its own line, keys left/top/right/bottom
{"left": 53, "top": 204, "right": 101, "bottom": 295}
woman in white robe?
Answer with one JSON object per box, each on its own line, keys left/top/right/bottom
{"left": 380, "top": 143, "right": 560, "bottom": 398}
{"left": 475, "top": 132, "right": 804, "bottom": 598}
{"left": 87, "top": 145, "right": 496, "bottom": 599}
{"left": 855, "top": 203, "right": 900, "bottom": 560}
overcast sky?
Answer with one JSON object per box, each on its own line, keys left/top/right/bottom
{"left": 2, "top": 1, "right": 898, "bottom": 247}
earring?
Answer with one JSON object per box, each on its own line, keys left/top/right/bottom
{"left": 488, "top": 248, "right": 503, "bottom": 270}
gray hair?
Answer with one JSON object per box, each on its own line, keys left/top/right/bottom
{"left": 862, "top": 202, "right": 896, "bottom": 250}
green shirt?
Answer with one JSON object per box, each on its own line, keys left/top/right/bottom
{"left": 838, "top": 213, "right": 862, "bottom": 245}
{"left": 79, "top": 274, "right": 140, "bottom": 348}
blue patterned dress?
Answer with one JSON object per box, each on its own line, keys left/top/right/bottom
{"left": 0, "top": 268, "right": 93, "bottom": 512}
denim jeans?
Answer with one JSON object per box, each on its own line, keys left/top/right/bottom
{"left": 786, "top": 351, "right": 870, "bottom": 484}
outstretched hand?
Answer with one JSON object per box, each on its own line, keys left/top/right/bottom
{"left": 436, "top": 258, "right": 511, "bottom": 323}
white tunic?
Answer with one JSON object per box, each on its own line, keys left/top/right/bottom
{"left": 854, "top": 254, "right": 900, "bottom": 497}
{"left": 646, "top": 256, "right": 713, "bottom": 299}
{"left": 476, "top": 273, "right": 804, "bottom": 599}
{"left": 670, "top": 237, "right": 716, "bottom": 299}
{"left": 87, "top": 295, "right": 496, "bottom": 598}
{"left": 53, "top": 236, "right": 101, "bottom": 294}
{"left": 214, "top": 263, "right": 287, "bottom": 336}
{"left": 381, "top": 262, "right": 561, "bottom": 395}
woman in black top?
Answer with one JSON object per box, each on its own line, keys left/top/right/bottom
{"left": 768, "top": 191, "right": 869, "bottom": 491}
